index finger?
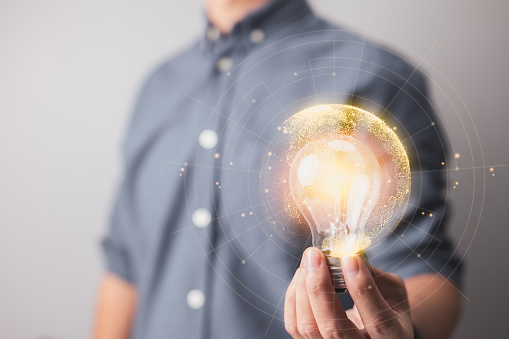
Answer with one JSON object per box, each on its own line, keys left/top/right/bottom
{"left": 341, "top": 256, "right": 400, "bottom": 335}
{"left": 304, "top": 248, "right": 364, "bottom": 339}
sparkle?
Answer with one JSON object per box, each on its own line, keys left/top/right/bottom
{"left": 490, "top": 167, "right": 494, "bottom": 172}
{"left": 277, "top": 126, "right": 281, "bottom": 131}
{"left": 271, "top": 104, "right": 410, "bottom": 257}
{"left": 184, "top": 162, "right": 188, "bottom": 166}
{"left": 368, "top": 285, "right": 372, "bottom": 289}
{"left": 226, "top": 72, "right": 231, "bottom": 76}
{"left": 429, "top": 213, "right": 433, "bottom": 217}
{"left": 268, "top": 151, "right": 272, "bottom": 156}
{"left": 417, "top": 253, "right": 421, "bottom": 258}
{"left": 241, "top": 213, "right": 245, "bottom": 217}
{"left": 332, "top": 72, "right": 336, "bottom": 76}
{"left": 180, "top": 168, "right": 185, "bottom": 172}
{"left": 422, "top": 212, "right": 425, "bottom": 215}
{"left": 252, "top": 99, "right": 256, "bottom": 103}
{"left": 455, "top": 153, "right": 460, "bottom": 158}
{"left": 431, "top": 122, "right": 435, "bottom": 126}
{"left": 441, "top": 162, "right": 445, "bottom": 165}
{"left": 268, "top": 166, "right": 272, "bottom": 170}
{"left": 455, "top": 166, "right": 459, "bottom": 171}
{"left": 293, "top": 72, "right": 298, "bottom": 76}
{"left": 214, "top": 153, "right": 220, "bottom": 158}
{"left": 249, "top": 212, "right": 253, "bottom": 215}
{"left": 230, "top": 161, "right": 233, "bottom": 165}
{"left": 393, "top": 126, "right": 397, "bottom": 130}
{"left": 242, "top": 260, "right": 246, "bottom": 264}
{"left": 265, "top": 189, "right": 269, "bottom": 193}
{"left": 455, "top": 182, "right": 459, "bottom": 185}
{"left": 216, "top": 182, "right": 219, "bottom": 185}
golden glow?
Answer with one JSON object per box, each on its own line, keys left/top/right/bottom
{"left": 265, "top": 104, "right": 411, "bottom": 258}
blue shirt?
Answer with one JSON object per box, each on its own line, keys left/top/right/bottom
{"left": 102, "top": 0, "right": 462, "bottom": 337}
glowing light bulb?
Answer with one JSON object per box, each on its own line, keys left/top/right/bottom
{"left": 262, "top": 104, "right": 410, "bottom": 293}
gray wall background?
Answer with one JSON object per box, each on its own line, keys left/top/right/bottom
{"left": 0, "top": 0, "right": 507, "bottom": 338}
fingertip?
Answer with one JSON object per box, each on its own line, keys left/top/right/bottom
{"left": 341, "top": 255, "right": 360, "bottom": 278}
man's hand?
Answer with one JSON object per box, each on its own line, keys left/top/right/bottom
{"left": 284, "top": 247, "right": 414, "bottom": 338}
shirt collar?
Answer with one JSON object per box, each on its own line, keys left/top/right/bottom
{"left": 202, "top": 0, "right": 312, "bottom": 47}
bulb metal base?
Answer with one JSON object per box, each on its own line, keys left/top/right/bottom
{"left": 320, "top": 250, "right": 365, "bottom": 294}
{"left": 321, "top": 251, "right": 347, "bottom": 293}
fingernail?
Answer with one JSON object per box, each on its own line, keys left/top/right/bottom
{"left": 342, "top": 256, "right": 359, "bottom": 277}
{"left": 306, "top": 248, "right": 321, "bottom": 270}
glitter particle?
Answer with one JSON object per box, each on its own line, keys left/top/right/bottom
{"left": 214, "top": 153, "right": 220, "bottom": 158}
{"left": 455, "top": 153, "right": 460, "bottom": 158}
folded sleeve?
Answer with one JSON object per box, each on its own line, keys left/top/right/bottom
{"left": 101, "top": 178, "right": 138, "bottom": 284}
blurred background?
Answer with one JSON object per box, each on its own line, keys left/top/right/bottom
{"left": 0, "top": 0, "right": 507, "bottom": 338}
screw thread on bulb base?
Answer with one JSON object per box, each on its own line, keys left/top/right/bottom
{"left": 320, "top": 250, "right": 365, "bottom": 294}
{"left": 321, "top": 251, "right": 347, "bottom": 293}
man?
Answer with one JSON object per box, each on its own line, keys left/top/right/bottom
{"left": 94, "top": 0, "right": 462, "bottom": 338}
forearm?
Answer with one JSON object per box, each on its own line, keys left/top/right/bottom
{"left": 405, "top": 273, "right": 462, "bottom": 339}
{"left": 93, "top": 273, "right": 137, "bottom": 339}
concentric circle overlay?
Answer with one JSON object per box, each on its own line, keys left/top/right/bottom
{"left": 162, "top": 29, "right": 495, "bottom": 328}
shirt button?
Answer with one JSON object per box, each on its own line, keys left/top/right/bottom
{"left": 192, "top": 208, "right": 211, "bottom": 228}
{"left": 199, "top": 129, "right": 218, "bottom": 149}
{"left": 216, "top": 56, "right": 233, "bottom": 73}
{"left": 187, "top": 289, "right": 206, "bottom": 309}
{"left": 250, "top": 28, "right": 265, "bottom": 44}
{"left": 206, "top": 26, "right": 220, "bottom": 41}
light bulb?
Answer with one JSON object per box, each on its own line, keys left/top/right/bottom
{"left": 262, "top": 104, "right": 410, "bottom": 293}
{"left": 290, "top": 133, "right": 381, "bottom": 291}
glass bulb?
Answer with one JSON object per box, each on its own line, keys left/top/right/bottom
{"left": 289, "top": 133, "right": 381, "bottom": 292}
{"left": 261, "top": 104, "right": 411, "bottom": 293}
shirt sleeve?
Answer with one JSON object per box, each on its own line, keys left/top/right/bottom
{"left": 101, "top": 178, "right": 138, "bottom": 284}
{"left": 99, "top": 66, "right": 161, "bottom": 284}
{"left": 359, "top": 59, "right": 463, "bottom": 288}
